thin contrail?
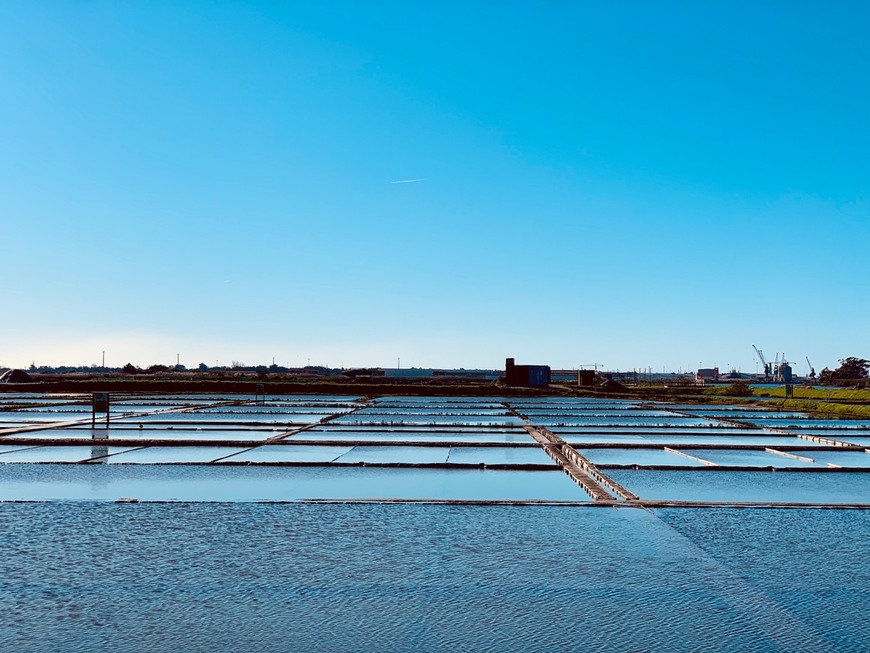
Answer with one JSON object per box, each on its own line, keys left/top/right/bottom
{"left": 390, "top": 178, "right": 425, "bottom": 184}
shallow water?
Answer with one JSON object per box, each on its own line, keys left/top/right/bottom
{"left": 115, "top": 412, "right": 324, "bottom": 424}
{"left": 553, "top": 426, "right": 774, "bottom": 434}
{"left": 0, "top": 465, "right": 583, "bottom": 502}
{"left": 657, "top": 508, "right": 870, "bottom": 651}
{"left": 609, "top": 470, "right": 870, "bottom": 503}
{"left": 0, "top": 445, "right": 138, "bottom": 463}
{"left": 561, "top": 434, "right": 818, "bottom": 446}
{"left": 686, "top": 449, "right": 817, "bottom": 468}
{"left": 683, "top": 410, "right": 809, "bottom": 419}
{"left": 576, "top": 447, "right": 704, "bottom": 466}
{"left": 296, "top": 430, "right": 535, "bottom": 444}
{"left": 361, "top": 407, "right": 510, "bottom": 416}
{"left": 791, "top": 449, "right": 870, "bottom": 467}
{"left": 106, "top": 446, "right": 252, "bottom": 464}
{"left": 519, "top": 409, "right": 678, "bottom": 417}
{"left": 534, "top": 416, "right": 716, "bottom": 427}
{"left": 221, "top": 444, "right": 356, "bottom": 463}
{"left": 0, "top": 503, "right": 863, "bottom": 652}
{"left": 335, "top": 414, "right": 525, "bottom": 427}
{"left": 191, "top": 406, "right": 341, "bottom": 415}
{"left": 446, "top": 446, "right": 554, "bottom": 466}
{"left": 333, "top": 445, "right": 451, "bottom": 464}
{"left": 2, "top": 392, "right": 869, "bottom": 652}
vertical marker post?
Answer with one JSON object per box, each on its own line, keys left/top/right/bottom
{"left": 92, "top": 392, "right": 110, "bottom": 429}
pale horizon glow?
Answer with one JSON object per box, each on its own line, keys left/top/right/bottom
{"left": 1, "top": 2, "right": 868, "bottom": 375}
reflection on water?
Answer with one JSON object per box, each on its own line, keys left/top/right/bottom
{"left": 0, "top": 446, "right": 137, "bottom": 463}
{"left": 1, "top": 393, "right": 868, "bottom": 650}
{"left": 608, "top": 470, "right": 870, "bottom": 503}
{"left": 1, "top": 503, "right": 862, "bottom": 652}
{"left": 0, "top": 464, "right": 584, "bottom": 502}
{"left": 577, "top": 448, "right": 704, "bottom": 466}
{"left": 659, "top": 508, "right": 870, "bottom": 651}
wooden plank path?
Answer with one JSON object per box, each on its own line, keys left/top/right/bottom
{"left": 505, "top": 402, "right": 641, "bottom": 502}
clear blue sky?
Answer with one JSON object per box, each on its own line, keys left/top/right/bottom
{"left": 2, "top": 1, "right": 867, "bottom": 373}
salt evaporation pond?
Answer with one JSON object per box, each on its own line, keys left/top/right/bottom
{"left": 608, "top": 470, "right": 870, "bottom": 503}
{"left": 0, "top": 464, "right": 583, "bottom": 502}
{"left": 1, "top": 392, "right": 868, "bottom": 651}
{"left": 0, "top": 503, "right": 866, "bottom": 652}
{"left": 297, "top": 429, "right": 535, "bottom": 444}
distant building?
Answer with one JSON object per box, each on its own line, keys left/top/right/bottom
{"left": 695, "top": 367, "right": 720, "bottom": 384}
{"left": 504, "top": 358, "right": 551, "bottom": 388}
{"left": 576, "top": 369, "right": 597, "bottom": 387}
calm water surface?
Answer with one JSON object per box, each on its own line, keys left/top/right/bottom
{"left": 2, "top": 503, "right": 865, "bottom": 652}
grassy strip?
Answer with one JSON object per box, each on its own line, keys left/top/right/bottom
{"left": 752, "top": 387, "right": 870, "bottom": 402}
{"left": 762, "top": 399, "right": 870, "bottom": 420}
{"left": 702, "top": 385, "right": 870, "bottom": 418}
{"left": 706, "top": 384, "right": 870, "bottom": 402}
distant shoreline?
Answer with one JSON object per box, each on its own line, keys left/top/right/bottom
{"left": 0, "top": 373, "right": 711, "bottom": 400}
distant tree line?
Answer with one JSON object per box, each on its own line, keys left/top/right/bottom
{"left": 122, "top": 363, "right": 185, "bottom": 375}
{"left": 23, "top": 362, "right": 310, "bottom": 375}
{"left": 28, "top": 364, "right": 115, "bottom": 374}
{"left": 818, "top": 357, "right": 870, "bottom": 385}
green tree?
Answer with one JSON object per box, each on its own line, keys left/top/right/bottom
{"left": 819, "top": 357, "right": 869, "bottom": 384}
{"left": 836, "top": 357, "right": 870, "bottom": 378}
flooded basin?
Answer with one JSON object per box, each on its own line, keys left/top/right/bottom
{"left": 0, "top": 464, "right": 586, "bottom": 502}
{"left": 105, "top": 447, "right": 252, "bottom": 464}
{"left": 576, "top": 448, "right": 705, "bottom": 467}
{"left": 220, "top": 445, "right": 356, "bottom": 463}
{"left": 608, "top": 470, "right": 870, "bottom": 503}
{"left": 0, "top": 503, "right": 864, "bottom": 651}
{"left": 679, "top": 449, "right": 818, "bottom": 468}
{"left": 0, "top": 445, "right": 139, "bottom": 463}
{"left": 446, "top": 446, "right": 556, "bottom": 466}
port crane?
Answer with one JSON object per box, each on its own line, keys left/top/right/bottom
{"left": 752, "top": 345, "right": 771, "bottom": 381}
{"left": 806, "top": 356, "right": 816, "bottom": 381}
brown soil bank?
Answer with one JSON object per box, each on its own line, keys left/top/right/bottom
{"left": 1, "top": 373, "right": 716, "bottom": 399}
{"left": 0, "top": 376, "right": 555, "bottom": 397}
{"left": 0, "top": 372, "right": 728, "bottom": 403}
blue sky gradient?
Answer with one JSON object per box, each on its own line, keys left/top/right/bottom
{"left": 2, "top": 1, "right": 867, "bottom": 373}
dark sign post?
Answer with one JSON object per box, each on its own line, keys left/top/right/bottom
{"left": 256, "top": 384, "right": 266, "bottom": 405}
{"left": 92, "top": 392, "right": 110, "bottom": 429}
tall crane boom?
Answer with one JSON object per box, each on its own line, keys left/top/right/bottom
{"left": 752, "top": 344, "right": 771, "bottom": 380}
{"left": 806, "top": 356, "right": 815, "bottom": 379}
